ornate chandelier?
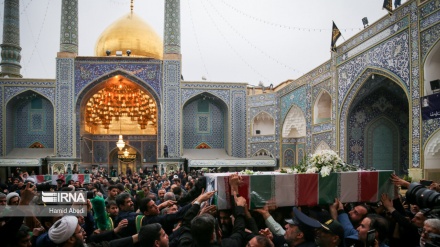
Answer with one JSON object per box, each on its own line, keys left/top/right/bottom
{"left": 85, "top": 78, "right": 157, "bottom": 130}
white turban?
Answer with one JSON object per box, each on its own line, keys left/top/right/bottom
{"left": 49, "top": 216, "right": 79, "bottom": 244}
{"left": 67, "top": 185, "right": 75, "bottom": 191}
{"left": 24, "top": 177, "right": 36, "bottom": 184}
{"left": 6, "top": 192, "right": 20, "bottom": 205}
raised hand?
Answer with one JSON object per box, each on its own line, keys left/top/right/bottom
{"left": 390, "top": 174, "right": 410, "bottom": 188}
{"left": 114, "top": 219, "right": 128, "bottom": 234}
{"left": 199, "top": 204, "right": 217, "bottom": 216}
{"left": 234, "top": 191, "right": 247, "bottom": 207}
{"left": 196, "top": 189, "right": 216, "bottom": 203}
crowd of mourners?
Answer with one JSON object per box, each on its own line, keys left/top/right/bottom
{"left": 1, "top": 166, "right": 440, "bottom": 247}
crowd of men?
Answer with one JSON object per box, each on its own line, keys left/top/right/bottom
{"left": 1, "top": 167, "right": 440, "bottom": 247}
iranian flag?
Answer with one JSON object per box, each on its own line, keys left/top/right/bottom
{"left": 31, "top": 174, "right": 91, "bottom": 185}
{"left": 320, "top": 171, "right": 394, "bottom": 204}
{"left": 206, "top": 171, "right": 394, "bottom": 209}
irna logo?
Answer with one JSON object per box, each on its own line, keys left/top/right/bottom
{"left": 42, "top": 192, "right": 86, "bottom": 203}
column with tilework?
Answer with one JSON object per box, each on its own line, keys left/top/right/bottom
{"left": 0, "top": 0, "right": 22, "bottom": 78}
{"left": 59, "top": 0, "right": 78, "bottom": 54}
{"left": 55, "top": 0, "right": 78, "bottom": 157}
{"left": 162, "top": 0, "right": 182, "bottom": 157}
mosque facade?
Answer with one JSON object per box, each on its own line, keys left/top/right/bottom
{"left": 0, "top": 0, "right": 439, "bottom": 182}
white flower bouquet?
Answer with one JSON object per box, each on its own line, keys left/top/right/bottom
{"left": 240, "top": 169, "right": 255, "bottom": 175}
{"left": 293, "top": 150, "right": 358, "bottom": 177}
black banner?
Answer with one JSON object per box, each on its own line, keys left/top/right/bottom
{"left": 331, "top": 21, "right": 341, "bottom": 52}
{"left": 383, "top": 0, "right": 393, "bottom": 14}
{"left": 421, "top": 93, "right": 440, "bottom": 120}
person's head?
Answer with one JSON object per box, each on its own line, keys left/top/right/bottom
{"left": 140, "top": 198, "right": 160, "bottom": 216}
{"left": 12, "top": 225, "right": 31, "bottom": 247}
{"left": 74, "top": 181, "right": 80, "bottom": 188}
{"left": 410, "top": 204, "right": 420, "bottom": 214}
{"left": 115, "top": 192, "right": 134, "bottom": 211}
{"left": 284, "top": 208, "right": 322, "bottom": 245}
{"left": 132, "top": 183, "right": 138, "bottom": 190}
{"left": 49, "top": 216, "right": 85, "bottom": 247}
{"left": 158, "top": 189, "right": 166, "bottom": 199}
{"left": 164, "top": 204, "right": 178, "bottom": 215}
{"left": 420, "top": 218, "right": 440, "bottom": 247}
{"left": 0, "top": 193, "right": 6, "bottom": 205}
{"left": 315, "top": 219, "right": 344, "bottom": 247}
{"left": 56, "top": 179, "right": 65, "bottom": 186}
{"left": 38, "top": 213, "right": 63, "bottom": 231}
{"left": 6, "top": 192, "right": 20, "bottom": 206}
{"left": 106, "top": 200, "right": 119, "bottom": 217}
{"left": 139, "top": 223, "right": 168, "bottom": 247}
{"left": 142, "top": 184, "right": 150, "bottom": 194}
{"left": 115, "top": 183, "right": 124, "bottom": 192}
{"left": 164, "top": 192, "right": 176, "bottom": 201}
{"left": 356, "top": 214, "right": 389, "bottom": 244}
{"left": 348, "top": 204, "right": 368, "bottom": 225}
{"left": 108, "top": 185, "right": 119, "bottom": 199}
{"left": 218, "top": 210, "right": 233, "bottom": 236}
{"left": 173, "top": 177, "right": 181, "bottom": 186}
{"left": 172, "top": 186, "right": 182, "bottom": 196}
{"left": 191, "top": 213, "right": 216, "bottom": 245}
{"left": 185, "top": 182, "right": 193, "bottom": 191}
{"left": 411, "top": 210, "right": 429, "bottom": 228}
{"left": 247, "top": 235, "right": 274, "bottom": 247}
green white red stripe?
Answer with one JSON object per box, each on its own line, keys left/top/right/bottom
{"left": 31, "top": 174, "right": 91, "bottom": 185}
{"left": 205, "top": 171, "right": 394, "bottom": 209}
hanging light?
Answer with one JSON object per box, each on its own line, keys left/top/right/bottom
{"left": 123, "top": 148, "right": 129, "bottom": 157}
{"left": 116, "top": 135, "right": 125, "bottom": 151}
{"left": 85, "top": 76, "right": 157, "bottom": 130}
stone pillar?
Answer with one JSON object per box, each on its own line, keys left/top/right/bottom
{"left": 59, "top": 0, "right": 78, "bottom": 54}
{"left": 162, "top": 0, "right": 182, "bottom": 157}
{"left": 0, "top": 0, "right": 22, "bottom": 78}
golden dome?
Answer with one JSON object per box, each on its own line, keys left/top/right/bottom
{"left": 95, "top": 12, "right": 163, "bottom": 59}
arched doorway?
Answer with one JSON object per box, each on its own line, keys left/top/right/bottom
{"left": 5, "top": 91, "right": 55, "bottom": 154}
{"left": 364, "top": 117, "right": 399, "bottom": 170}
{"left": 345, "top": 74, "right": 408, "bottom": 173}
{"left": 109, "top": 145, "right": 142, "bottom": 176}
{"left": 423, "top": 40, "right": 440, "bottom": 96}
{"left": 422, "top": 39, "right": 440, "bottom": 178}
{"left": 77, "top": 74, "right": 159, "bottom": 172}
{"left": 182, "top": 93, "right": 229, "bottom": 153}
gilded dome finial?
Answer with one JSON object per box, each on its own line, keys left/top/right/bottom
{"left": 130, "top": 0, "right": 134, "bottom": 14}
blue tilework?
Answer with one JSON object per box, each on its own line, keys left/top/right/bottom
{"left": 13, "top": 96, "right": 54, "bottom": 148}
{"left": 74, "top": 60, "right": 162, "bottom": 98}
{"left": 231, "top": 91, "right": 246, "bottom": 157}
{"left": 183, "top": 99, "right": 224, "bottom": 148}
{"left": 346, "top": 86, "right": 409, "bottom": 171}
